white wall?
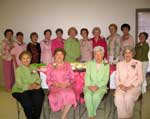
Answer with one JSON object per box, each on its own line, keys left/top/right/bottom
{"left": 0, "top": 0, "right": 150, "bottom": 42}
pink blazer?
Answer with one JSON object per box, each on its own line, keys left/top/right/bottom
{"left": 116, "top": 59, "right": 143, "bottom": 88}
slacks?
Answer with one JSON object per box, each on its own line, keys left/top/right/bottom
{"left": 115, "top": 87, "right": 141, "bottom": 118}
{"left": 3, "top": 60, "right": 15, "bottom": 91}
{"left": 12, "top": 88, "right": 44, "bottom": 119}
{"left": 84, "top": 87, "right": 106, "bottom": 117}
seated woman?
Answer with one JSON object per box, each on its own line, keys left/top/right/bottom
{"left": 12, "top": 51, "right": 44, "bottom": 119}
{"left": 115, "top": 46, "right": 143, "bottom": 119}
{"left": 46, "top": 48, "right": 76, "bottom": 119}
{"left": 84, "top": 46, "right": 110, "bottom": 119}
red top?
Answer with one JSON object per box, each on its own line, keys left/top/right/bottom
{"left": 91, "top": 36, "right": 107, "bottom": 59}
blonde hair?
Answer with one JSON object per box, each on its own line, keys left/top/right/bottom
{"left": 109, "top": 23, "right": 118, "bottom": 31}
{"left": 19, "top": 51, "right": 32, "bottom": 60}
{"left": 92, "top": 27, "right": 101, "bottom": 34}
{"left": 122, "top": 46, "right": 135, "bottom": 56}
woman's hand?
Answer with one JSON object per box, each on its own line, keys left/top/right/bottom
{"left": 119, "top": 84, "right": 134, "bottom": 92}
{"left": 37, "top": 66, "right": 47, "bottom": 72}
{"left": 88, "top": 86, "right": 99, "bottom": 92}
{"left": 54, "top": 82, "right": 70, "bottom": 88}
{"left": 126, "top": 85, "right": 134, "bottom": 90}
{"left": 76, "top": 56, "right": 81, "bottom": 61}
{"left": 119, "top": 84, "right": 127, "bottom": 92}
{"left": 28, "top": 83, "right": 40, "bottom": 90}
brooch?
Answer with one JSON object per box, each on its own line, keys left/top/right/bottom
{"left": 131, "top": 62, "right": 137, "bottom": 69}
{"left": 31, "top": 70, "right": 36, "bottom": 74}
{"left": 103, "top": 59, "right": 108, "bottom": 66}
{"left": 52, "top": 63, "right": 57, "bottom": 69}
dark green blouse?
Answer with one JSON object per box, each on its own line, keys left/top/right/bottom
{"left": 134, "top": 42, "right": 149, "bottom": 61}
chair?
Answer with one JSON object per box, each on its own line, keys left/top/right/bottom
{"left": 108, "top": 92, "right": 143, "bottom": 119}
{"left": 97, "top": 92, "right": 109, "bottom": 119}
{"left": 133, "top": 94, "right": 143, "bottom": 119}
{"left": 16, "top": 101, "right": 21, "bottom": 119}
{"left": 41, "top": 89, "right": 76, "bottom": 119}
{"left": 41, "top": 89, "right": 51, "bottom": 119}
{"left": 74, "top": 91, "right": 109, "bottom": 119}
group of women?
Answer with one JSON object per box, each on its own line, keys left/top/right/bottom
{"left": 1, "top": 23, "right": 149, "bottom": 119}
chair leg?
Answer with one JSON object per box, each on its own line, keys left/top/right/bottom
{"left": 16, "top": 101, "right": 20, "bottom": 119}
{"left": 73, "top": 108, "right": 76, "bottom": 119}
{"left": 104, "top": 101, "right": 106, "bottom": 119}
{"left": 139, "top": 99, "right": 142, "bottom": 119}
{"left": 42, "top": 94, "right": 51, "bottom": 119}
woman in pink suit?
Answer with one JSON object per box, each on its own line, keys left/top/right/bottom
{"left": 115, "top": 46, "right": 143, "bottom": 119}
{"left": 51, "top": 28, "right": 64, "bottom": 55}
{"left": 40, "top": 29, "right": 53, "bottom": 65}
{"left": 1, "top": 29, "right": 15, "bottom": 91}
{"left": 46, "top": 48, "right": 76, "bottom": 119}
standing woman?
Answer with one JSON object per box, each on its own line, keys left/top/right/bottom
{"left": 91, "top": 27, "right": 107, "bottom": 59}
{"left": 64, "top": 27, "right": 81, "bottom": 62}
{"left": 51, "top": 28, "right": 64, "bottom": 55}
{"left": 12, "top": 51, "right": 44, "bottom": 119}
{"left": 46, "top": 48, "right": 76, "bottom": 119}
{"left": 120, "top": 24, "right": 134, "bottom": 60}
{"left": 107, "top": 24, "right": 121, "bottom": 64}
{"left": 115, "top": 46, "right": 143, "bottom": 119}
{"left": 84, "top": 46, "right": 109, "bottom": 119}
{"left": 80, "top": 28, "right": 93, "bottom": 62}
{"left": 11, "top": 32, "right": 26, "bottom": 69}
{"left": 1, "top": 29, "right": 15, "bottom": 91}
{"left": 134, "top": 32, "right": 149, "bottom": 93}
{"left": 27, "top": 32, "right": 41, "bottom": 64}
{"left": 40, "top": 29, "right": 53, "bottom": 65}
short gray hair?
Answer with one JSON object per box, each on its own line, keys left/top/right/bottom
{"left": 122, "top": 45, "right": 135, "bottom": 56}
{"left": 92, "top": 27, "right": 101, "bottom": 34}
{"left": 93, "top": 46, "right": 104, "bottom": 54}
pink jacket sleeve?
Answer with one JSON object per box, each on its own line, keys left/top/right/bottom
{"left": 132, "top": 61, "right": 144, "bottom": 87}
{"left": 66, "top": 63, "right": 75, "bottom": 84}
{"left": 10, "top": 43, "right": 17, "bottom": 55}
{"left": 115, "top": 63, "right": 122, "bottom": 86}
{"left": 68, "top": 64, "right": 74, "bottom": 80}
{"left": 51, "top": 40, "right": 55, "bottom": 55}
{"left": 46, "top": 64, "right": 53, "bottom": 88}
{"left": 40, "top": 41, "right": 44, "bottom": 63}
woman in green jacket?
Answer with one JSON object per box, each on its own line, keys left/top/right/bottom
{"left": 12, "top": 51, "right": 44, "bottom": 119}
{"left": 84, "top": 46, "right": 110, "bottom": 119}
{"left": 64, "top": 27, "right": 81, "bottom": 62}
{"left": 134, "top": 32, "right": 149, "bottom": 93}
